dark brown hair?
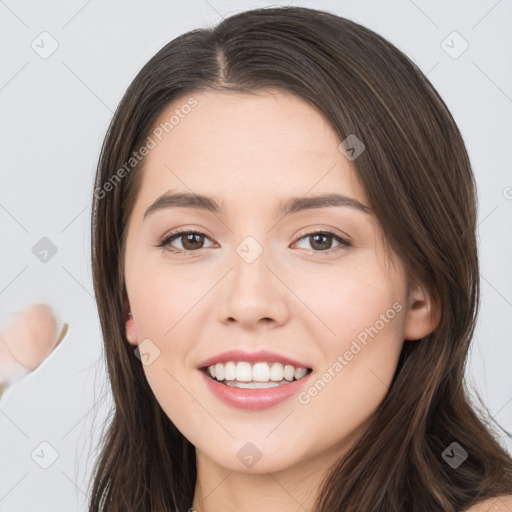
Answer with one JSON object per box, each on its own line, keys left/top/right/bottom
{"left": 89, "top": 6, "right": 512, "bottom": 511}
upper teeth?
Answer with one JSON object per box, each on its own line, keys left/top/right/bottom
{"left": 207, "top": 361, "right": 309, "bottom": 382}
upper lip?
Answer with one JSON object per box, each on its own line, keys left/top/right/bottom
{"left": 196, "top": 349, "right": 312, "bottom": 370}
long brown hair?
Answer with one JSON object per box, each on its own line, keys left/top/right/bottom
{"left": 89, "top": 6, "right": 512, "bottom": 511}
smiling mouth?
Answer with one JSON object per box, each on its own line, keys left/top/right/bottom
{"left": 201, "top": 362, "right": 313, "bottom": 389}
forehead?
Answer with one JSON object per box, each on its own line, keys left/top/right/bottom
{"left": 136, "top": 88, "right": 368, "bottom": 211}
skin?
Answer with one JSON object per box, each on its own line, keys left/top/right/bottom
{"left": 123, "top": 89, "right": 439, "bottom": 512}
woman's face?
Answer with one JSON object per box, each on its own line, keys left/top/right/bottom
{"left": 123, "top": 89, "right": 432, "bottom": 475}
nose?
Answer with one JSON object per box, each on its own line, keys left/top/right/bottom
{"left": 219, "top": 242, "right": 291, "bottom": 329}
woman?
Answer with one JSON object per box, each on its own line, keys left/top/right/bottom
{"left": 88, "top": 6, "right": 512, "bottom": 511}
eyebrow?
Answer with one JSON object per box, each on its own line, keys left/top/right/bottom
{"left": 143, "top": 190, "right": 371, "bottom": 221}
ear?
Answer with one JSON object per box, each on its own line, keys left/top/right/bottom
{"left": 125, "top": 302, "right": 138, "bottom": 346}
{"left": 403, "top": 282, "right": 441, "bottom": 341}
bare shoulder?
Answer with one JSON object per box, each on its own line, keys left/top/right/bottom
{"left": 465, "top": 495, "right": 512, "bottom": 511}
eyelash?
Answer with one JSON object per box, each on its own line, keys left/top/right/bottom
{"left": 156, "top": 228, "right": 352, "bottom": 256}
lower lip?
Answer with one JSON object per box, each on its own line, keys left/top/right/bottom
{"left": 198, "top": 369, "right": 313, "bottom": 411}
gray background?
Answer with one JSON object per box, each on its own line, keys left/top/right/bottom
{"left": 0, "top": 0, "right": 511, "bottom": 510}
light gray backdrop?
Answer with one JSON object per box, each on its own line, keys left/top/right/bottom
{"left": 0, "top": 0, "right": 511, "bottom": 510}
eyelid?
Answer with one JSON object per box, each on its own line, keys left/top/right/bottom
{"left": 293, "top": 225, "right": 351, "bottom": 243}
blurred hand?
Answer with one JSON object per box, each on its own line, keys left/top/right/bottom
{"left": 0, "top": 303, "right": 67, "bottom": 396}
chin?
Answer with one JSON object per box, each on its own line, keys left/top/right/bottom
{"left": 203, "top": 448, "right": 302, "bottom": 474}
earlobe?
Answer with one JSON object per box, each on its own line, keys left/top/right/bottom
{"left": 402, "top": 285, "right": 441, "bottom": 341}
{"left": 125, "top": 308, "right": 138, "bottom": 345}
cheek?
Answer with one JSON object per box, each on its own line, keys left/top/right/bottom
{"left": 296, "top": 262, "right": 406, "bottom": 420}
{"left": 294, "top": 288, "right": 405, "bottom": 458}
{"left": 296, "top": 259, "right": 405, "bottom": 347}
{"left": 127, "top": 259, "right": 207, "bottom": 341}
{"left": 294, "top": 258, "right": 406, "bottom": 412}
{"left": 126, "top": 262, "right": 210, "bottom": 403}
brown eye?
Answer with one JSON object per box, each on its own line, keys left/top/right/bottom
{"left": 180, "top": 233, "right": 205, "bottom": 250}
{"left": 309, "top": 233, "right": 334, "bottom": 251}
{"left": 294, "top": 230, "right": 351, "bottom": 253}
{"left": 158, "top": 230, "right": 215, "bottom": 253}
